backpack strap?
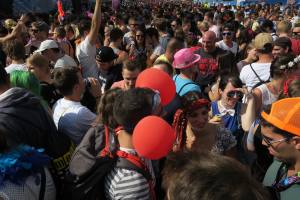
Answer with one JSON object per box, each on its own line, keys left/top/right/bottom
{"left": 39, "top": 168, "right": 46, "bottom": 200}
{"left": 178, "top": 82, "right": 199, "bottom": 95}
{"left": 116, "top": 150, "right": 156, "bottom": 200}
{"left": 174, "top": 74, "right": 199, "bottom": 95}
{"left": 250, "top": 63, "right": 264, "bottom": 83}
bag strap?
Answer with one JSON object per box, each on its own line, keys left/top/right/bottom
{"left": 39, "top": 168, "right": 46, "bottom": 200}
{"left": 116, "top": 150, "right": 156, "bottom": 200}
{"left": 250, "top": 63, "right": 264, "bottom": 83}
{"left": 178, "top": 82, "right": 199, "bottom": 95}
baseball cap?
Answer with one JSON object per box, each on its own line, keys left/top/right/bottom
{"left": 274, "top": 37, "right": 292, "bottom": 50}
{"left": 253, "top": 33, "right": 273, "bottom": 50}
{"left": 173, "top": 48, "right": 201, "bottom": 69}
{"left": 261, "top": 97, "right": 300, "bottom": 136}
{"left": 96, "top": 46, "right": 118, "bottom": 63}
{"left": 35, "top": 40, "right": 59, "bottom": 53}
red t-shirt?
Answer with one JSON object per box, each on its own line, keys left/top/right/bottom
{"left": 111, "top": 80, "right": 125, "bottom": 90}
{"left": 291, "top": 38, "right": 300, "bottom": 55}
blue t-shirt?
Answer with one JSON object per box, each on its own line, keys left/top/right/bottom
{"left": 173, "top": 74, "right": 201, "bottom": 96}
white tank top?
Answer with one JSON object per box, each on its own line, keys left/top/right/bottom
{"left": 257, "top": 84, "right": 278, "bottom": 107}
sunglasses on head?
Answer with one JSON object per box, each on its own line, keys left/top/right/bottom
{"left": 223, "top": 32, "right": 232, "bottom": 36}
{"left": 227, "top": 90, "right": 244, "bottom": 99}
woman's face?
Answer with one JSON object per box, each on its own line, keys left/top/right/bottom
{"left": 248, "top": 48, "right": 258, "bottom": 61}
{"left": 187, "top": 107, "right": 209, "bottom": 129}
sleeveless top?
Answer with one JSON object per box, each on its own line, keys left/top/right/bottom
{"left": 257, "top": 84, "right": 278, "bottom": 108}
{"left": 211, "top": 101, "right": 242, "bottom": 136}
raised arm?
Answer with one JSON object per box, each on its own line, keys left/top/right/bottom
{"left": 88, "top": 0, "right": 102, "bottom": 45}
{"left": 0, "top": 15, "right": 28, "bottom": 44}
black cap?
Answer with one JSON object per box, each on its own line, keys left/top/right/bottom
{"left": 274, "top": 37, "right": 292, "bottom": 49}
{"left": 96, "top": 46, "right": 118, "bottom": 63}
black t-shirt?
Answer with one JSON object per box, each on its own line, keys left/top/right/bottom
{"left": 194, "top": 47, "right": 236, "bottom": 86}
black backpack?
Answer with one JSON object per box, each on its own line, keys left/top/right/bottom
{"left": 250, "top": 63, "right": 270, "bottom": 90}
{"left": 62, "top": 124, "right": 152, "bottom": 200}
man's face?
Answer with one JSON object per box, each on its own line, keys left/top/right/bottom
{"left": 30, "top": 26, "right": 45, "bottom": 41}
{"left": 129, "top": 20, "right": 138, "bottom": 32}
{"left": 123, "top": 68, "right": 140, "bottom": 90}
{"left": 222, "top": 31, "right": 233, "bottom": 42}
{"left": 272, "top": 45, "right": 288, "bottom": 59}
{"left": 202, "top": 35, "right": 216, "bottom": 53}
{"left": 261, "top": 125, "right": 295, "bottom": 162}
{"left": 41, "top": 49, "right": 54, "bottom": 62}
{"left": 171, "top": 21, "right": 178, "bottom": 31}
{"left": 292, "top": 27, "right": 300, "bottom": 40}
{"left": 96, "top": 59, "right": 113, "bottom": 71}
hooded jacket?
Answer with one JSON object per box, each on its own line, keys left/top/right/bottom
{"left": 0, "top": 87, "right": 74, "bottom": 174}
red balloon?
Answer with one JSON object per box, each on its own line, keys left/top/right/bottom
{"left": 136, "top": 68, "right": 176, "bottom": 106}
{"left": 133, "top": 116, "right": 175, "bottom": 160}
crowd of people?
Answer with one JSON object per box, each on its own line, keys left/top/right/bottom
{"left": 1, "top": 0, "right": 300, "bottom": 199}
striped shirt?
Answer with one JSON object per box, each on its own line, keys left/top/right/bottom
{"left": 104, "top": 148, "right": 155, "bottom": 200}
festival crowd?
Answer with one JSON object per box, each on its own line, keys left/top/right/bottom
{"left": 1, "top": 0, "right": 300, "bottom": 199}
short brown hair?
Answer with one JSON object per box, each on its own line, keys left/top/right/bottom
{"left": 27, "top": 54, "right": 49, "bottom": 72}
{"left": 3, "top": 39, "right": 25, "bottom": 61}
{"left": 163, "top": 151, "right": 270, "bottom": 200}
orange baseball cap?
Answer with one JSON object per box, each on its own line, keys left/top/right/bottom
{"left": 261, "top": 98, "right": 300, "bottom": 136}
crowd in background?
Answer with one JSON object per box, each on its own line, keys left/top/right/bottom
{"left": 1, "top": 0, "right": 300, "bottom": 199}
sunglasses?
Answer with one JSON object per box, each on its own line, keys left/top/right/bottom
{"left": 31, "top": 29, "right": 40, "bottom": 33}
{"left": 223, "top": 32, "right": 232, "bottom": 36}
{"left": 136, "top": 34, "right": 144, "bottom": 38}
{"left": 227, "top": 90, "right": 244, "bottom": 99}
{"left": 130, "top": 24, "right": 139, "bottom": 27}
{"left": 293, "top": 32, "right": 300, "bottom": 36}
{"left": 171, "top": 24, "right": 176, "bottom": 27}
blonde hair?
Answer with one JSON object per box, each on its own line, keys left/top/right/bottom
{"left": 277, "top": 20, "right": 292, "bottom": 34}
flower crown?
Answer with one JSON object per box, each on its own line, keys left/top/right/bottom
{"left": 279, "top": 55, "right": 300, "bottom": 70}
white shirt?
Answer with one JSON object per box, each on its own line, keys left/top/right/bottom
{"left": 53, "top": 98, "right": 96, "bottom": 144}
{"left": 216, "top": 40, "right": 238, "bottom": 55}
{"left": 239, "top": 62, "right": 271, "bottom": 90}
{"left": 76, "top": 36, "right": 98, "bottom": 79}
{"left": 55, "top": 54, "right": 77, "bottom": 68}
{"left": 5, "top": 63, "right": 27, "bottom": 74}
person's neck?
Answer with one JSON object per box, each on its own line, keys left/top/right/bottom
{"left": 244, "top": 56, "right": 256, "bottom": 64}
{"left": 64, "top": 94, "right": 81, "bottom": 102}
{"left": 11, "top": 59, "right": 24, "bottom": 64}
{"left": 279, "top": 33, "right": 290, "bottom": 38}
{"left": 53, "top": 52, "right": 64, "bottom": 63}
{"left": 110, "top": 41, "right": 121, "bottom": 49}
{"left": 269, "top": 78, "right": 285, "bottom": 94}
{"left": 257, "top": 54, "right": 273, "bottom": 63}
{"left": 165, "top": 52, "right": 173, "bottom": 63}
{"left": 159, "top": 31, "right": 167, "bottom": 37}
{"left": 224, "top": 40, "right": 233, "bottom": 46}
{"left": 39, "top": 75, "right": 52, "bottom": 84}
{"left": 180, "top": 71, "right": 194, "bottom": 81}
{"left": 118, "top": 130, "right": 134, "bottom": 149}
{"left": 0, "top": 85, "right": 10, "bottom": 95}
{"left": 294, "top": 157, "right": 300, "bottom": 173}
{"left": 220, "top": 98, "right": 235, "bottom": 109}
